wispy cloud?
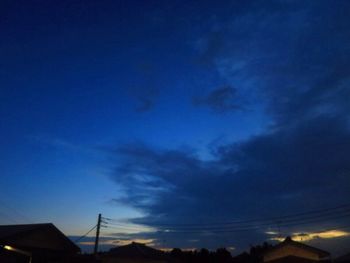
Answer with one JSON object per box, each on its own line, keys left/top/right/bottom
{"left": 192, "top": 86, "right": 243, "bottom": 113}
{"left": 134, "top": 87, "right": 159, "bottom": 113}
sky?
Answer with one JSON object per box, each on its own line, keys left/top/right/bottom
{"left": 1, "top": 0, "right": 350, "bottom": 257}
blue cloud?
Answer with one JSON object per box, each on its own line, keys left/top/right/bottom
{"left": 106, "top": 0, "right": 350, "bottom": 252}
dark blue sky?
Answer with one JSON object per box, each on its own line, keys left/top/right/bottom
{"left": 1, "top": 0, "right": 350, "bottom": 256}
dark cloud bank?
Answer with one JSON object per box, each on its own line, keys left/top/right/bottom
{"left": 108, "top": 114, "right": 350, "bottom": 252}
{"left": 107, "top": 0, "right": 350, "bottom": 254}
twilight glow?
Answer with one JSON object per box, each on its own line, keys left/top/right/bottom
{"left": 1, "top": 0, "right": 350, "bottom": 257}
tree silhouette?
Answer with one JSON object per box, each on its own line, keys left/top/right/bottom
{"left": 216, "top": 248, "right": 232, "bottom": 262}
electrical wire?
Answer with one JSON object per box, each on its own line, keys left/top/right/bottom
{"left": 101, "top": 205, "right": 350, "bottom": 231}
{"left": 74, "top": 225, "right": 97, "bottom": 243}
{"left": 102, "top": 212, "right": 350, "bottom": 234}
{"left": 152, "top": 213, "right": 350, "bottom": 234}
{"left": 0, "top": 211, "right": 20, "bottom": 224}
{"left": 0, "top": 200, "right": 34, "bottom": 223}
{"left": 102, "top": 203, "right": 350, "bottom": 227}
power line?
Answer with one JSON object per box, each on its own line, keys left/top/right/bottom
{"left": 101, "top": 220, "right": 350, "bottom": 239}
{"left": 0, "top": 211, "right": 20, "bottom": 224}
{"left": 159, "top": 204, "right": 350, "bottom": 227}
{"left": 102, "top": 212, "right": 350, "bottom": 234}
{"left": 151, "top": 213, "right": 350, "bottom": 234}
{"left": 101, "top": 225, "right": 154, "bottom": 232}
{"left": 0, "top": 200, "right": 34, "bottom": 223}
{"left": 102, "top": 203, "right": 350, "bottom": 227}
{"left": 101, "top": 205, "right": 350, "bottom": 231}
{"left": 102, "top": 221, "right": 152, "bottom": 229}
{"left": 74, "top": 225, "right": 97, "bottom": 243}
{"left": 99, "top": 204, "right": 350, "bottom": 246}
{"left": 157, "top": 209, "right": 350, "bottom": 231}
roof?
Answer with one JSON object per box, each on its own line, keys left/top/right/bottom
{"left": 267, "top": 255, "right": 331, "bottom": 263}
{"left": 109, "top": 242, "right": 165, "bottom": 259}
{"left": 0, "top": 223, "right": 80, "bottom": 253}
{"left": 0, "top": 223, "right": 47, "bottom": 239}
{"left": 265, "top": 237, "right": 330, "bottom": 258}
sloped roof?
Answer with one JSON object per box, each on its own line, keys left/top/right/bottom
{"left": 0, "top": 223, "right": 80, "bottom": 253}
{"left": 265, "top": 237, "right": 330, "bottom": 258}
{"left": 109, "top": 242, "right": 165, "bottom": 259}
{"left": 267, "top": 255, "right": 330, "bottom": 263}
{"left": 0, "top": 223, "right": 46, "bottom": 239}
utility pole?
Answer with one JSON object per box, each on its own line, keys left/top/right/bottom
{"left": 94, "top": 213, "right": 101, "bottom": 255}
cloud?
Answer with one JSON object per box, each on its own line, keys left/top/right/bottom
{"left": 271, "top": 230, "right": 350, "bottom": 242}
{"left": 133, "top": 87, "right": 159, "bottom": 113}
{"left": 105, "top": 0, "right": 350, "bottom": 253}
{"left": 195, "top": 31, "right": 225, "bottom": 67}
{"left": 129, "top": 62, "right": 160, "bottom": 113}
{"left": 193, "top": 0, "right": 350, "bottom": 123}
{"left": 112, "top": 116, "right": 350, "bottom": 212}
{"left": 193, "top": 86, "right": 242, "bottom": 113}
{"left": 107, "top": 114, "right": 350, "bottom": 250}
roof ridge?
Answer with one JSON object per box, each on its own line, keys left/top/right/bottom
{"left": 287, "top": 238, "right": 330, "bottom": 255}
{"left": 264, "top": 237, "right": 330, "bottom": 258}
{"left": 0, "top": 223, "right": 53, "bottom": 227}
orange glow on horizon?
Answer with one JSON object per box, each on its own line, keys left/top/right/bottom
{"left": 79, "top": 238, "right": 155, "bottom": 246}
{"left": 269, "top": 229, "right": 350, "bottom": 242}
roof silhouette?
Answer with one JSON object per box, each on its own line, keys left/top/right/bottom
{"left": 109, "top": 242, "right": 165, "bottom": 259}
{"left": 265, "top": 255, "right": 330, "bottom": 263}
{"left": 0, "top": 223, "right": 80, "bottom": 253}
{"left": 265, "top": 236, "right": 330, "bottom": 259}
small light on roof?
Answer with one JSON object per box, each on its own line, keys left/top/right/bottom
{"left": 4, "top": 245, "right": 14, "bottom": 251}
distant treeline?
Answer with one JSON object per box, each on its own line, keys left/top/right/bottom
{"left": 167, "top": 242, "right": 273, "bottom": 263}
